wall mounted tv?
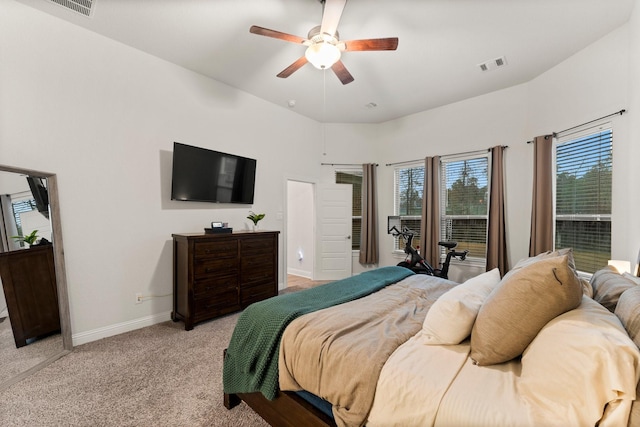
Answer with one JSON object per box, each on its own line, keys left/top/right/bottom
{"left": 171, "top": 142, "right": 256, "bottom": 204}
{"left": 26, "top": 176, "right": 49, "bottom": 219}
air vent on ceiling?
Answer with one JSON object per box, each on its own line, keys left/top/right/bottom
{"left": 47, "top": 0, "right": 96, "bottom": 18}
{"left": 478, "top": 56, "right": 508, "bottom": 72}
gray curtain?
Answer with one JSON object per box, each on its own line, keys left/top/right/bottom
{"left": 420, "top": 156, "right": 440, "bottom": 268}
{"left": 359, "top": 163, "right": 378, "bottom": 265}
{"left": 486, "top": 146, "right": 508, "bottom": 274}
{"left": 529, "top": 135, "right": 554, "bottom": 256}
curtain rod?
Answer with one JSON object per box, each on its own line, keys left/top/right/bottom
{"left": 384, "top": 146, "right": 508, "bottom": 167}
{"left": 526, "top": 109, "right": 626, "bottom": 143}
{"left": 320, "top": 163, "right": 378, "bottom": 166}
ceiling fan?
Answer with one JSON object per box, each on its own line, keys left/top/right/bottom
{"left": 249, "top": 0, "right": 398, "bottom": 85}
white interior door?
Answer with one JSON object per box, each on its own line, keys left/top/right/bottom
{"left": 315, "top": 183, "right": 352, "bottom": 280}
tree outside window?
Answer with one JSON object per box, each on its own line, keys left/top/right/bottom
{"left": 555, "top": 128, "right": 612, "bottom": 273}
{"left": 441, "top": 156, "right": 489, "bottom": 260}
{"left": 393, "top": 166, "right": 424, "bottom": 251}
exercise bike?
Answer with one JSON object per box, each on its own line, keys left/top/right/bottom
{"left": 388, "top": 216, "right": 468, "bottom": 279}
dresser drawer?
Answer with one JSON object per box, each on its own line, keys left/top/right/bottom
{"left": 195, "top": 240, "right": 238, "bottom": 259}
{"left": 241, "top": 283, "right": 277, "bottom": 307}
{"left": 242, "top": 271, "right": 275, "bottom": 288}
{"left": 194, "top": 291, "right": 240, "bottom": 323}
{"left": 193, "top": 275, "right": 238, "bottom": 298}
{"left": 240, "top": 237, "right": 275, "bottom": 254}
{"left": 195, "top": 257, "right": 239, "bottom": 278}
{"left": 241, "top": 252, "right": 275, "bottom": 272}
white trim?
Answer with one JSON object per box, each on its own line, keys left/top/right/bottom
{"left": 287, "top": 267, "right": 312, "bottom": 279}
{"left": 72, "top": 311, "right": 172, "bottom": 346}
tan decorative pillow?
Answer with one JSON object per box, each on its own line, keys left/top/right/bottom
{"left": 470, "top": 254, "right": 583, "bottom": 365}
{"left": 614, "top": 286, "right": 640, "bottom": 349}
{"left": 505, "top": 248, "right": 575, "bottom": 280}
{"left": 590, "top": 266, "right": 638, "bottom": 312}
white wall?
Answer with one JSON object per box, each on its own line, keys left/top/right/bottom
{"left": 368, "top": 21, "right": 636, "bottom": 281}
{"left": 527, "top": 23, "right": 633, "bottom": 266}
{"left": 372, "top": 84, "right": 528, "bottom": 279}
{"left": 0, "top": 0, "right": 324, "bottom": 343}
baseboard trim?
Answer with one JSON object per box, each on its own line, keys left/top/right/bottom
{"left": 72, "top": 311, "right": 172, "bottom": 346}
{"left": 287, "top": 268, "right": 312, "bottom": 279}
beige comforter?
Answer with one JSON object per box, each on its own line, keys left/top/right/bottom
{"left": 278, "top": 274, "right": 456, "bottom": 427}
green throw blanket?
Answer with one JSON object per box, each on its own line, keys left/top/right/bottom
{"left": 222, "top": 266, "right": 414, "bottom": 400}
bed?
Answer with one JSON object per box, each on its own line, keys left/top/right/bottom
{"left": 223, "top": 250, "right": 640, "bottom": 427}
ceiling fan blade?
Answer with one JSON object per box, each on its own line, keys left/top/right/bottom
{"left": 249, "top": 25, "right": 307, "bottom": 44}
{"left": 342, "top": 37, "right": 399, "bottom": 51}
{"left": 331, "top": 60, "right": 354, "bottom": 85}
{"left": 277, "top": 56, "right": 309, "bottom": 78}
{"left": 320, "top": 0, "right": 347, "bottom": 37}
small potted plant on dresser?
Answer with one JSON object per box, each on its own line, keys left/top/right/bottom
{"left": 11, "top": 229, "right": 39, "bottom": 248}
{"left": 247, "top": 211, "right": 265, "bottom": 231}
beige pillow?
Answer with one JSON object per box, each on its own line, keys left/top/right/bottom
{"left": 509, "top": 249, "right": 592, "bottom": 297}
{"left": 590, "top": 266, "right": 638, "bottom": 312}
{"left": 505, "top": 248, "right": 575, "bottom": 280}
{"left": 470, "top": 254, "right": 583, "bottom": 365}
{"left": 422, "top": 268, "right": 501, "bottom": 345}
{"left": 613, "top": 284, "right": 640, "bottom": 426}
{"left": 614, "top": 286, "right": 640, "bottom": 349}
{"left": 623, "top": 272, "right": 640, "bottom": 286}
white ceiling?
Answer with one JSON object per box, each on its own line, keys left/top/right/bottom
{"left": 16, "top": 0, "right": 634, "bottom": 123}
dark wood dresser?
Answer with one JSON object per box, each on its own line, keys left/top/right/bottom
{"left": 172, "top": 231, "right": 279, "bottom": 330}
{"left": 0, "top": 245, "right": 61, "bottom": 348}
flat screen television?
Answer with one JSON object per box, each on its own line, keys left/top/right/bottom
{"left": 26, "top": 176, "right": 49, "bottom": 219}
{"left": 171, "top": 142, "right": 256, "bottom": 204}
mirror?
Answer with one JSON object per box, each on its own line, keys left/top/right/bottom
{"left": 0, "top": 164, "right": 72, "bottom": 391}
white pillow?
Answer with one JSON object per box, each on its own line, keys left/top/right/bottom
{"left": 520, "top": 296, "right": 640, "bottom": 425}
{"left": 422, "top": 268, "right": 501, "bottom": 345}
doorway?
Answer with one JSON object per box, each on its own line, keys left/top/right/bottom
{"left": 286, "top": 180, "right": 315, "bottom": 282}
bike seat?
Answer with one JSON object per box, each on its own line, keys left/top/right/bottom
{"left": 438, "top": 241, "right": 458, "bottom": 249}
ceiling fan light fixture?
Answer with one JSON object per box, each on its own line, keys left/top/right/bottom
{"left": 305, "top": 42, "right": 341, "bottom": 69}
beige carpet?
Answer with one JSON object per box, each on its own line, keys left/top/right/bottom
{"left": 0, "top": 315, "right": 63, "bottom": 385}
{"left": 0, "top": 311, "right": 272, "bottom": 426}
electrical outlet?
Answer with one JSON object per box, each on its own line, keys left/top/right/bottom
{"left": 135, "top": 293, "right": 143, "bottom": 304}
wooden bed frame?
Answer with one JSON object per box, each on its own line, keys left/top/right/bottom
{"left": 224, "top": 389, "right": 336, "bottom": 427}
{"left": 222, "top": 348, "right": 336, "bottom": 427}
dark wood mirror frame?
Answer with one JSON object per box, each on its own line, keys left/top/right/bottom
{"left": 0, "top": 164, "right": 72, "bottom": 391}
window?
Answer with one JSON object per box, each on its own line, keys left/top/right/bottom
{"left": 440, "top": 154, "right": 489, "bottom": 261}
{"left": 393, "top": 164, "right": 424, "bottom": 251}
{"left": 10, "top": 196, "right": 37, "bottom": 248}
{"left": 555, "top": 126, "right": 612, "bottom": 273}
{"left": 12, "top": 199, "right": 36, "bottom": 235}
{"left": 335, "top": 170, "right": 362, "bottom": 250}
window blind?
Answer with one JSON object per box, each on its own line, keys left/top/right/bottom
{"left": 393, "top": 165, "right": 424, "bottom": 251}
{"left": 440, "top": 155, "right": 489, "bottom": 259}
{"left": 335, "top": 170, "right": 363, "bottom": 250}
{"left": 555, "top": 127, "right": 612, "bottom": 273}
{"left": 11, "top": 199, "right": 36, "bottom": 236}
